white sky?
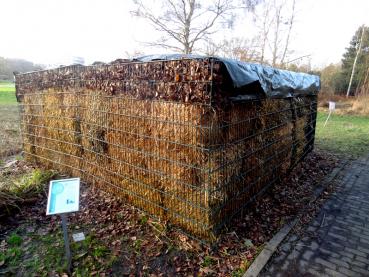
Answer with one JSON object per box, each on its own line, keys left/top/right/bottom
{"left": 0, "top": 0, "right": 368, "bottom": 68}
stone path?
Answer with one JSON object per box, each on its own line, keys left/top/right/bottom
{"left": 261, "top": 155, "right": 369, "bottom": 277}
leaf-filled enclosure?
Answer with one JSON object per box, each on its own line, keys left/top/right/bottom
{"left": 15, "top": 56, "right": 319, "bottom": 241}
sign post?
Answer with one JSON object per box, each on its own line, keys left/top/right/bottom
{"left": 61, "top": 213, "right": 72, "bottom": 274}
{"left": 324, "top": 101, "right": 335, "bottom": 127}
{"left": 46, "top": 178, "right": 80, "bottom": 274}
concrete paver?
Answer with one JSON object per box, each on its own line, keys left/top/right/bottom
{"left": 261, "top": 155, "right": 369, "bottom": 276}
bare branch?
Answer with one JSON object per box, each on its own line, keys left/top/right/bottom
{"left": 131, "top": 0, "right": 259, "bottom": 54}
{"left": 280, "top": 0, "right": 296, "bottom": 66}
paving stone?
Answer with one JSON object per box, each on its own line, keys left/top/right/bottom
{"left": 354, "top": 255, "right": 369, "bottom": 264}
{"left": 344, "top": 247, "right": 368, "bottom": 258}
{"left": 271, "top": 253, "right": 286, "bottom": 264}
{"left": 337, "top": 266, "right": 359, "bottom": 277}
{"left": 327, "top": 232, "right": 348, "bottom": 242}
{"left": 280, "top": 242, "right": 292, "bottom": 252}
{"left": 307, "top": 226, "right": 317, "bottom": 232}
{"left": 327, "top": 257, "right": 350, "bottom": 268}
{"left": 302, "top": 250, "right": 314, "bottom": 261}
{"left": 325, "top": 240, "right": 345, "bottom": 251}
{"left": 352, "top": 231, "right": 369, "bottom": 241}
{"left": 319, "top": 248, "right": 341, "bottom": 259}
{"left": 288, "top": 234, "right": 298, "bottom": 242}
{"left": 315, "top": 257, "right": 337, "bottom": 270}
{"left": 359, "top": 237, "right": 369, "bottom": 245}
{"left": 324, "top": 268, "right": 348, "bottom": 277}
{"left": 341, "top": 256, "right": 352, "bottom": 263}
{"left": 357, "top": 246, "right": 369, "bottom": 255}
{"left": 309, "top": 241, "right": 319, "bottom": 251}
{"left": 259, "top": 158, "right": 369, "bottom": 277}
{"left": 280, "top": 260, "right": 290, "bottom": 271}
{"left": 286, "top": 250, "right": 299, "bottom": 261}
{"left": 350, "top": 259, "right": 367, "bottom": 268}
{"left": 306, "top": 268, "right": 324, "bottom": 276}
{"left": 298, "top": 259, "right": 308, "bottom": 269}
{"left": 351, "top": 266, "right": 369, "bottom": 275}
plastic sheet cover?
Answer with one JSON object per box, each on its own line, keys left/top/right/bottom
{"left": 135, "top": 54, "right": 320, "bottom": 99}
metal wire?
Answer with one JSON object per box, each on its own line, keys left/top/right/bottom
{"left": 15, "top": 61, "right": 318, "bottom": 240}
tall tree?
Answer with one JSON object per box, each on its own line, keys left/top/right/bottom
{"left": 131, "top": 0, "right": 260, "bottom": 54}
{"left": 279, "top": 0, "right": 295, "bottom": 65}
{"left": 319, "top": 63, "right": 341, "bottom": 95}
{"left": 341, "top": 25, "right": 369, "bottom": 96}
{"left": 253, "top": 0, "right": 297, "bottom": 67}
{"left": 257, "top": 0, "right": 273, "bottom": 63}
{"left": 270, "top": 1, "right": 283, "bottom": 67}
{"left": 205, "top": 37, "right": 260, "bottom": 61}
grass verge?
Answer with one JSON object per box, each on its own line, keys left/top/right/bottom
{"left": 0, "top": 82, "right": 16, "bottom": 105}
{"left": 0, "top": 82, "right": 20, "bottom": 157}
{"left": 0, "top": 228, "right": 115, "bottom": 276}
{"left": 0, "top": 105, "right": 21, "bottom": 158}
{"left": 315, "top": 111, "right": 369, "bottom": 157}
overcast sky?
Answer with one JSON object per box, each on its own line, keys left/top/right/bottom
{"left": 1, "top": 0, "right": 368, "bottom": 68}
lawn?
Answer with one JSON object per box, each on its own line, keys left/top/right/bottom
{"left": 0, "top": 82, "right": 17, "bottom": 105}
{"left": 0, "top": 82, "right": 21, "bottom": 158}
{"left": 315, "top": 111, "right": 369, "bottom": 158}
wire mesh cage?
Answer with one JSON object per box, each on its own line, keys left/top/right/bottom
{"left": 15, "top": 58, "right": 318, "bottom": 240}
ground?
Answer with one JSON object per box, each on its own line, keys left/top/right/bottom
{"left": 1, "top": 82, "right": 369, "bottom": 276}
{"left": 261, "top": 154, "right": 369, "bottom": 277}
{"left": 0, "top": 81, "right": 20, "bottom": 158}
{"left": 0, "top": 151, "right": 338, "bottom": 276}
{"left": 315, "top": 112, "right": 369, "bottom": 157}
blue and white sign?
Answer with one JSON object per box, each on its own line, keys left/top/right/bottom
{"left": 46, "top": 178, "right": 80, "bottom": 215}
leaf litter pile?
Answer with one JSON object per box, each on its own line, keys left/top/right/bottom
{"left": 0, "top": 150, "right": 338, "bottom": 276}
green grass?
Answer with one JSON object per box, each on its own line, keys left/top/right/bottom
{"left": 0, "top": 228, "right": 116, "bottom": 276}
{"left": 0, "top": 169, "right": 56, "bottom": 217}
{"left": 0, "top": 82, "right": 20, "bottom": 156}
{"left": 315, "top": 112, "right": 369, "bottom": 157}
{"left": 7, "top": 234, "right": 22, "bottom": 247}
{"left": 0, "top": 82, "right": 17, "bottom": 105}
{"left": 0, "top": 105, "right": 21, "bottom": 157}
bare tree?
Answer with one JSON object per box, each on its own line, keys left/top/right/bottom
{"left": 131, "top": 0, "right": 260, "bottom": 54}
{"left": 124, "top": 50, "right": 145, "bottom": 59}
{"left": 204, "top": 40, "right": 226, "bottom": 56}
{"left": 280, "top": 0, "right": 295, "bottom": 65}
{"left": 270, "top": 1, "right": 283, "bottom": 67}
{"left": 206, "top": 37, "right": 260, "bottom": 61}
{"left": 257, "top": 0, "right": 273, "bottom": 64}
{"left": 253, "top": 0, "right": 297, "bottom": 67}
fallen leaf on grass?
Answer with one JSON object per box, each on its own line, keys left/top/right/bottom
{"left": 74, "top": 252, "right": 88, "bottom": 260}
{"left": 200, "top": 267, "right": 216, "bottom": 274}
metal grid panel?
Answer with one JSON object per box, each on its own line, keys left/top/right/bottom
{"left": 16, "top": 59, "right": 318, "bottom": 240}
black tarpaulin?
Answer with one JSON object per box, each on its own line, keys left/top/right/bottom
{"left": 135, "top": 54, "right": 320, "bottom": 99}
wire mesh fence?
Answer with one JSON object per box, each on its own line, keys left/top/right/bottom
{"left": 14, "top": 58, "right": 318, "bottom": 240}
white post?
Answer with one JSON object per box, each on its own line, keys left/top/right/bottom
{"left": 324, "top": 101, "right": 336, "bottom": 127}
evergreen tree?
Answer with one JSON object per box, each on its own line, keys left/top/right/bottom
{"left": 338, "top": 26, "right": 369, "bottom": 95}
